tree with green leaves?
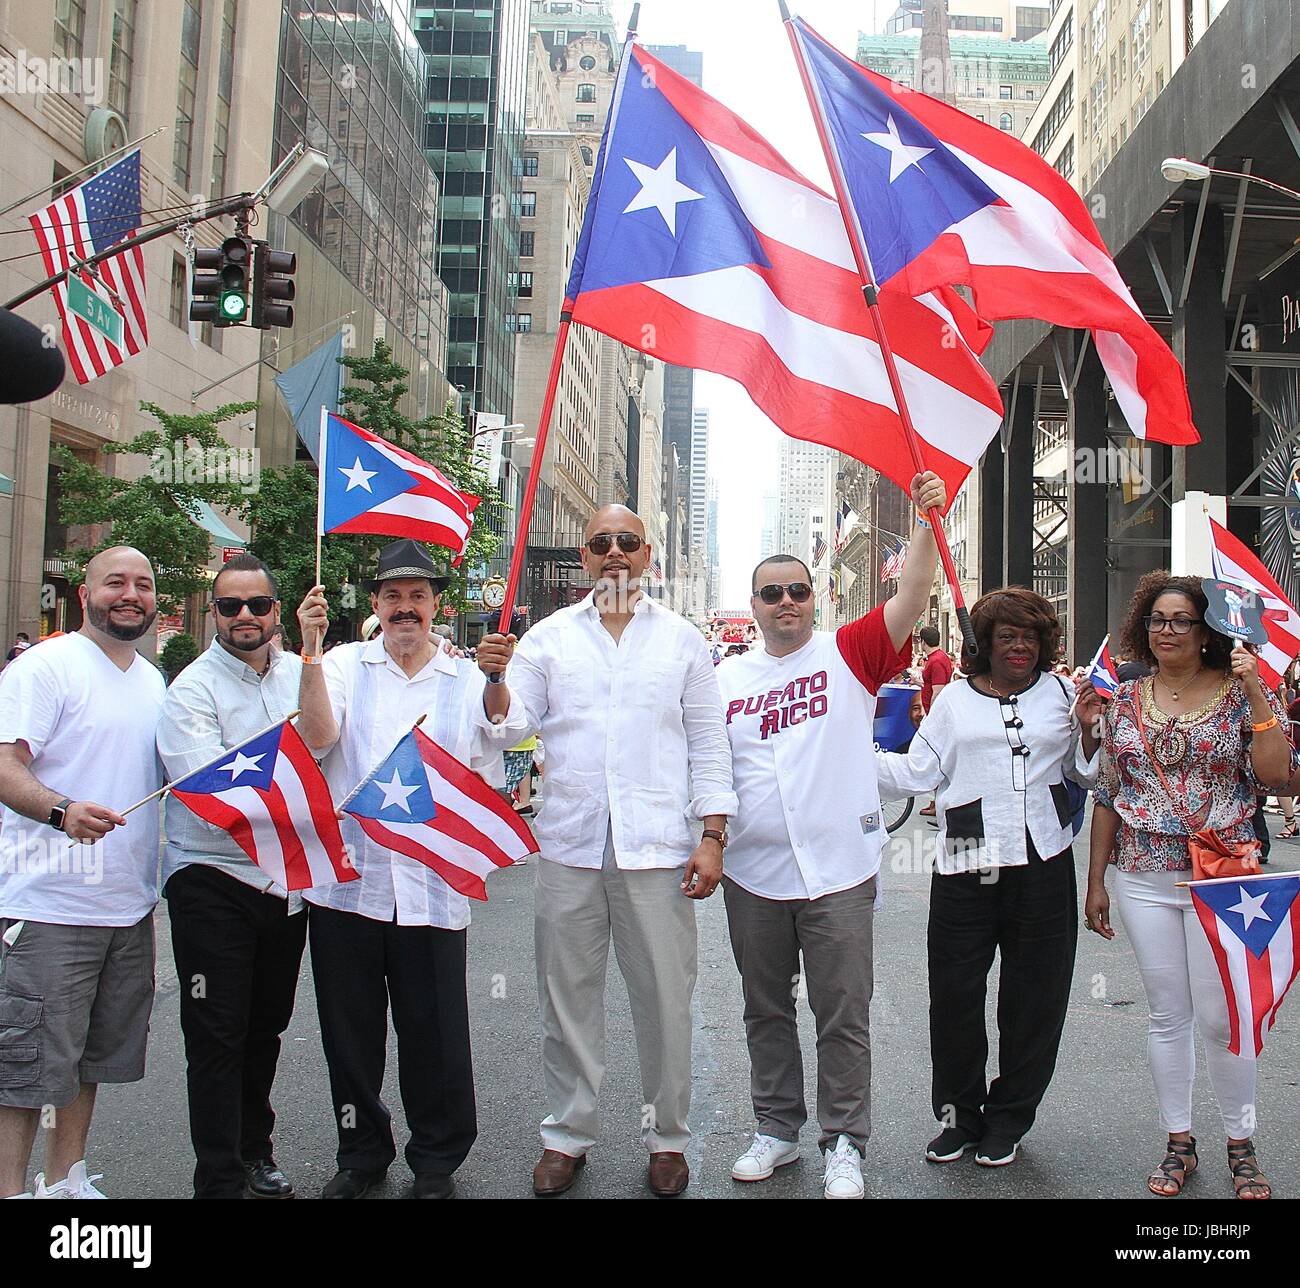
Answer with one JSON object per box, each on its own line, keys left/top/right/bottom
{"left": 248, "top": 339, "right": 502, "bottom": 644}
{"left": 53, "top": 401, "right": 256, "bottom": 613}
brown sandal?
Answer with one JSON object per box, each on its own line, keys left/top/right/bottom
{"left": 1147, "top": 1136, "right": 1197, "bottom": 1196}
{"left": 1227, "top": 1140, "right": 1271, "bottom": 1200}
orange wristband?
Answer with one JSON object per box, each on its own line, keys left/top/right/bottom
{"left": 1251, "top": 716, "right": 1279, "bottom": 732}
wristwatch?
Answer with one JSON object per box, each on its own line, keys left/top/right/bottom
{"left": 702, "top": 827, "right": 728, "bottom": 850}
{"left": 47, "top": 798, "right": 72, "bottom": 832}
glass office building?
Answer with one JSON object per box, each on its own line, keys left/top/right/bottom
{"left": 271, "top": 0, "right": 446, "bottom": 384}
{"left": 414, "top": 0, "right": 531, "bottom": 419}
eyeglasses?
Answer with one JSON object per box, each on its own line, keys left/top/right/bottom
{"left": 585, "top": 533, "right": 644, "bottom": 556}
{"left": 756, "top": 582, "right": 813, "bottom": 605}
{"left": 213, "top": 596, "right": 277, "bottom": 618}
{"left": 1143, "top": 614, "right": 1201, "bottom": 635}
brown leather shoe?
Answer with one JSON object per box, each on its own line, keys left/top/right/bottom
{"left": 648, "top": 1152, "right": 689, "bottom": 1196}
{"left": 532, "top": 1149, "right": 586, "bottom": 1197}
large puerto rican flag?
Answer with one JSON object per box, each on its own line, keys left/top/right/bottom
{"left": 343, "top": 726, "right": 538, "bottom": 900}
{"left": 169, "top": 721, "right": 354, "bottom": 893}
{"left": 787, "top": 17, "right": 1199, "bottom": 448}
{"left": 317, "top": 410, "right": 480, "bottom": 561}
{"left": 1190, "top": 873, "right": 1300, "bottom": 1058}
{"left": 1207, "top": 515, "right": 1300, "bottom": 688}
{"left": 563, "top": 43, "right": 1003, "bottom": 505}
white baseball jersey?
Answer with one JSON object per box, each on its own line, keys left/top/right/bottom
{"left": 717, "top": 606, "right": 910, "bottom": 900}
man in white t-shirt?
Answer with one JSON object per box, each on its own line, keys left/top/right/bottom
{"left": 718, "top": 472, "right": 946, "bottom": 1200}
{"left": 0, "top": 547, "right": 165, "bottom": 1200}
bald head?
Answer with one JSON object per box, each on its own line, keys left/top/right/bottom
{"left": 80, "top": 546, "right": 157, "bottom": 643}
{"left": 584, "top": 504, "right": 645, "bottom": 543}
{"left": 85, "top": 545, "right": 153, "bottom": 587}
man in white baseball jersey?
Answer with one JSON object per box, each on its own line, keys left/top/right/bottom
{"left": 717, "top": 471, "right": 946, "bottom": 1200}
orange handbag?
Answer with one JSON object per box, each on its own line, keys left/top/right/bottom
{"left": 1133, "top": 697, "right": 1262, "bottom": 881}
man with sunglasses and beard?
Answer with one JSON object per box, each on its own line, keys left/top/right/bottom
{"left": 155, "top": 553, "right": 306, "bottom": 1200}
{"left": 0, "top": 547, "right": 164, "bottom": 1200}
{"left": 491, "top": 505, "right": 736, "bottom": 1198}
{"left": 718, "top": 472, "right": 945, "bottom": 1200}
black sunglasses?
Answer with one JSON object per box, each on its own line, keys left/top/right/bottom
{"left": 756, "top": 582, "right": 813, "bottom": 605}
{"left": 585, "top": 533, "right": 644, "bottom": 555}
{"left": 213, "top": 596, "right": 278, "bottom": 617}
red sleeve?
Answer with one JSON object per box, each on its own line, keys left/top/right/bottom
{"left": 836, "top": 604, "right": 912, "bottom": 696}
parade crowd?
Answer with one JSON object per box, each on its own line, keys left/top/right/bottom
{"left": 0, "top": 471, "right": 1292, "bottom": 1202}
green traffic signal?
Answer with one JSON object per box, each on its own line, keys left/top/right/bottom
{"left": 219, "top": 290, "right": 247, "bottom": 320}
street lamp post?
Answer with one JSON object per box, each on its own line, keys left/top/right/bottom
{"left": 1161, "top": 157, "right": 1300, "bottom": 204}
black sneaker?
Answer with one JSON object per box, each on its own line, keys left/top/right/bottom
{"left": 925, "top": 1127, "right": 979, "bottom": 1163}
{"left": 974, "top": 1135, "right": 1020, "bottom": 1167}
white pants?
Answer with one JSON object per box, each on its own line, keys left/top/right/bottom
{"left": 1115, "top": 868, "right": 1258, "bottom": 1138}
{"left": 533, "top": 855, "right": 696, "bottom": 1155}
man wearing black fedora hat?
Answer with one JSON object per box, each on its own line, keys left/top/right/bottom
{"left": 296, "top": 538, "right": 527, "bottom": 1200}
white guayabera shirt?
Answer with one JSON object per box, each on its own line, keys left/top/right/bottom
{"left": 496, "top": 591, "right": 738, "bottom": 869}
{"left": 305, "top": 637, "right": 526, "bottom": 929}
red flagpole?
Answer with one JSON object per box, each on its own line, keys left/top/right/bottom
{"left": 496, "top": 314, "right": 572, "bottom": 634}
{"left": 780, "top": 5, "right": 977, "bottom": 657}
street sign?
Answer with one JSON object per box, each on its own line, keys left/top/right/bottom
{"left": 221, "top": 547, "right": 242, "bottom": 563}
{"left": 66, "top": 275, "right": 122, "bottom": 347}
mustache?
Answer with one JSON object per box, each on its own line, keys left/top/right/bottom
{"left": 389, "top": 613, "right": 423, "bottom": 623}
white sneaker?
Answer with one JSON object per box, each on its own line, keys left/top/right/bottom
{"left": 35, "top": 1161, "right": 106, "bottom": 1199}
{"left": 731, "top": 1133, "right": 800, "bottom": 1182}
{"left": 822, "top": 1134, "right": 865, "bottom": 1200}
{"left": 4, "top": 1192, "right": 33, "bottom": 1199}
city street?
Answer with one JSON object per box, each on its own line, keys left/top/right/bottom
{"left": 60, "top": 807, "right": 1300, "bottom": 1202}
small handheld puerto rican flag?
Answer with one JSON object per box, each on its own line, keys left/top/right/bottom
{"left": 318, "top": 410, "right": 480, "bottom": 562}
{"left": 343, "top": 726, "right": 539, "bottom": 900}
{"left": 1083, "top": 634, "right": 1119, "bottom": 699}
{"left": 1189, "top": 873, "right": 1300, "bottom": 1058}
{"left": 169, "top": 721, "right": 354, "bottom": 893}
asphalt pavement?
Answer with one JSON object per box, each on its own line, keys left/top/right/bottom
{"left": 34, "top": 805, "right": 1300, "bottom": 1202}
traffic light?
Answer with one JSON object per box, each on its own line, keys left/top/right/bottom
{"left": 189, "top": 235, "right": 252, "bottom": 327}
{"left": 252, "top": 242, "right": 296, "bottom": 329}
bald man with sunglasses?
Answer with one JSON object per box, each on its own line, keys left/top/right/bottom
{"left": 485, "top": 504, "right": 737, "bottom": 1198}
{"left": 718, "top": 471, "right": 946, "bottom": 1199}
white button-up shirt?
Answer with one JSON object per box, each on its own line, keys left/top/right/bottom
{"left": 876, "top": 672, "right": 1099, "bottom": 874}
{"left": 157, "top": 640, "right": 305, "bottom": 910}
{"left": 500, "top": 591, "right": 737, "bottom": 869}
{"left": 304, "top": 638, "right": 526, "bottom": 929}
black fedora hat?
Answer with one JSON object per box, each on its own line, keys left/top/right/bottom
{"left": 363, "top": 539, "right": 452, "bottom": 593}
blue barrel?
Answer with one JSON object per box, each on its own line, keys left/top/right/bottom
{"left": 873, "top": 683, "right": 919, "bottom": 752}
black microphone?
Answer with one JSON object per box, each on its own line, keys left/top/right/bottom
{"left": 0, "top": 307, "right": 65, "bottom": 404}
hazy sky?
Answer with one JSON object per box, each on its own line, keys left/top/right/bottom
{"left": 608, "top": 0, "right": 873, "bottom": 606}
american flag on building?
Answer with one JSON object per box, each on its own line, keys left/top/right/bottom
{"left": 28, "top": 150, "right": 148, "bottom": 384}
{"left": 880, "top": 541, "right": 908, "bottom": 581}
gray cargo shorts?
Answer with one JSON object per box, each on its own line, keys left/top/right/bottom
{"left": 0, "top": 914, "right": 155, "bottom": 1109}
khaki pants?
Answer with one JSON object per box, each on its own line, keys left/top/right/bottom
{"left": 534, "top": 856, "right": 696, "bottom": 1155}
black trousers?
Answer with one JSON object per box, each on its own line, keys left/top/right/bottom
{"left": 927, "top": 849, "right": 1077, "bottom": 1142}
{"left": 307, "top": 904, "right": 476, "bottom": 1176}
{"left": 165, "top": 864, "right": 307, "bottom": 1199}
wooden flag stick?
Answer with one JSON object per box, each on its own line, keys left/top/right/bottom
{"left": 118, "top": 710, "right": 302, "bottom": 818}
{"left": 1176, "top": 871, "right": 1298, "bottom": 888}
{"left": 336, "top": 713, "right": 428, "bottom": 814}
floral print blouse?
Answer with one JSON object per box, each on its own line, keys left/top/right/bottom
{"left": 1095, "top": 675, "right": 1296, "bottom": 873}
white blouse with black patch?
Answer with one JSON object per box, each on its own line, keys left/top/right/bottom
{"left": 875, "top": 671, "right": 1099, "bottom": 874}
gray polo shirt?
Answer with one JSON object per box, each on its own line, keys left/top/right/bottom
{"left": 157, "top": 639, "right": 304, "bottom": 908}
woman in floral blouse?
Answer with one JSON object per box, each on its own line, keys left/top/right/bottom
{"left": 1085, "top": 573, "right": 1294, "bottom": 1201}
